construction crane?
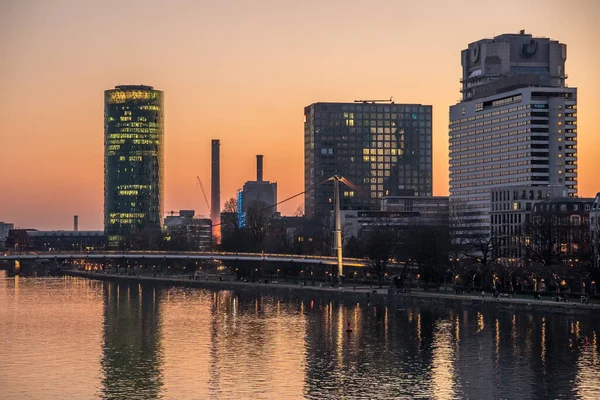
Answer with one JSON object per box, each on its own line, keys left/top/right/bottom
{"left": 196, "top": 176, "right": 211, "bottom": 215}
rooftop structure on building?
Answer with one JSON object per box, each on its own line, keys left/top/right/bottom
{"left": 304, "top": 101, "right": 433, "bottom": 220}
{"left": 460, "top": 30, "right": 568, "bottom": 101}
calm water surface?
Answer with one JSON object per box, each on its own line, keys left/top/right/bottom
{"left": 0, "top": 271, "right": 599, "bottom": 399}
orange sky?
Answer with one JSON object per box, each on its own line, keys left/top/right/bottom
{"left": 1, "top": 0, "right": 599, "bottom": 230}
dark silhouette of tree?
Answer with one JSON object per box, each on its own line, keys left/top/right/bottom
{"left": 245, "top": 200, "right": 273, "bottom": 252}
{"left": 220, "top": 197, "right": 250, "bottom": 252}
{"left": 524, "top": 207, "right": 565, "bottom": 267}
{"left": 364, "top": 219, "right": 397, "bottom": 287}
{"left": 404, "top": 224, "right": 449, "bottom": 289}
{"left": 344, "top": 235, "right": 364, "bottom": 258}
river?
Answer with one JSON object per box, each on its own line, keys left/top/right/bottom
{"left": 0, "top": 271, "right": 598, "bottom": 399}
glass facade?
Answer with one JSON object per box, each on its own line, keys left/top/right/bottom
{"left": 304, "top": 102, "right": 433, "bottom": 219}
{"left": 104, "top": 85, "right": 164, "bottom": 244}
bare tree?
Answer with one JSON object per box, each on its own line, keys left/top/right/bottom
{"left": 293, "top": 204, "right": 304, "bottom": 217}
{"left": 364, "top": 218, "right": 397, "bottom": 287}
{"left": 245, "top": 200, "right": 273, "bottom": 252}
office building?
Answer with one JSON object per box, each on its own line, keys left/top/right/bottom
{"left": 304, "top": 101, "right": 433, "bottom": 219}
{"left": 449, "top": 31, "right": 577, "bottom": 241}
{"left": 104, "top": 85, "right": 164, "bottom": 245}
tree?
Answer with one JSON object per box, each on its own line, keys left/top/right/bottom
{"left": 220, "top": 197, "right": 247, "bottom": 252}
{"left": 344, "top": 235, "right": 364, "bottom": 258}
{"left": 245, "top": 200, "right": 273, "bottom": 252}
{"left": 364, "top": 219, "right": 397, "bottom": 287}
{"left": 404, "top": 224, "right": 449, "bottom": 289}
{"left": 524, "top": 207, "right": 564, "bottom": 268}
{"left": 524, "top": 204, "right": 594, "bottom": 294}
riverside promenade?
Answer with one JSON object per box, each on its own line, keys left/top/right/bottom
{"left": 65, "top": 270, "right": 599, "bottom": 317}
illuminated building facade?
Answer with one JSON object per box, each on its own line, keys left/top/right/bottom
{"left": 104, "top": 85, "right": 164, "bottom": 244}
{"left": 304, "top": 101, "right": 433, "bottom": 219}
{"left": 449, "top": 31, "right": 577, "bottom": 242}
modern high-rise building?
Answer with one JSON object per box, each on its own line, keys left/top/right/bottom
{"left": 449, "top": 31, "right": 577, "bottom": 240}
{"left": 304, "top": 101, "right": 433, "bottom": 219}
{"left": 104, "top": 85, "right": 164, "bottom": 244}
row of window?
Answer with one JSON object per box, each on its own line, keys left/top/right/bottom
{"left": 452, "top": 104, "right": 531, "bottom": 126}
{"left": 452, "top": 159, "right": 533, "bottom": 175}
{"left": 451, "top": 175, "right": 538, "bottom": 189}
{"left": 451, "top": 111, "right": 532, "bottom": 133}
{"left": 451, "top": 167, "right": 534, "bottom": 182}
{"left": 450, "top": 144, "right": 533, "bottom": 161}
{"left": 452, "top": 134, "right": 534, "bottom": 153}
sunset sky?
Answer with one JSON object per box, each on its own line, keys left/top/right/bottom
{"left": 1, "top": 0, "right": 599, "bottom": 230}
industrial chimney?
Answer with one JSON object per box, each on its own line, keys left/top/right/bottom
{"left": 256, "top": 155, "right": 264, "bottom": 182}
{"left": 73, "top": 215, "right": 78, "bottom": 232}
{"left": 211, "top": 139, "right": 221, "bottom": 240}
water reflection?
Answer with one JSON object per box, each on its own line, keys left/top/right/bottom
{"left": 1, "top": 272, "right": 599, "bottom": 400}
{"left": 101, "top": 282, "right": 163, "bottom": 399}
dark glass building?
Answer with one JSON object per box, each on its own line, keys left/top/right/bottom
{"left": 104, "top": 85, "right": 164, "bottom": 244}
{"left": 304, "top": 101, "right": 433, "bottom": 219}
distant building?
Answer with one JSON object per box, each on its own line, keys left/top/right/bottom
{"left": 590, "top": 193, "right": 600, "bottom": 268}
{"left": 104, "top": 85, "right": 164, "bottom": 246}
{"left": 163, "top": 210, "right": 212, "bottom": 250}
{"left": 5, "top": 230, "right": 105, "bottom": 252}
{"left": 304, "top": 101, "right": 433, "bottom": 220}
{"left": 449, "top": 31, "right": 577, "bottom": 242}
{"left": 490, "top": 185, "right": 568, "bottom": 262}
{"left": 238, "top": 155, "right": 278, "bottom": 227}
{"left": 267, "top": 216, "right": 306, "bottom": 253}
{"left": 381, "top": 194, "right": 449, "bottom": 223}
{"left": 341, "top": 195, "right": 448, "bottom": 239}
{"left": 527, "top": 197, "right": 593, "bottom": 266}
{"left": 0, "top": 222, "right": 14, "bottom": 250}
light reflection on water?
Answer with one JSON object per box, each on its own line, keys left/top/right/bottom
{"left": 0, "top": 271, "right": 599, "bottom": 400}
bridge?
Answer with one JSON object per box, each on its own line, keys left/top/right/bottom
{"left": 0, "top": 251, "right": 370, "bottom": 268}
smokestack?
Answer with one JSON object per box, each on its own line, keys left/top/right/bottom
{"left": 256, "top": 155, "right": 263, "bottom": 182}
{"left": 74, "top": 215, "right": 78, "bottom": 232}
{"left": 211, "top": 140, "right": 221, "bottom": 240}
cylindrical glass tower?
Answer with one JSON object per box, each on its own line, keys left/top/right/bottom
{"left": 104, "top": 85, "right": 164, "bottom": 246}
